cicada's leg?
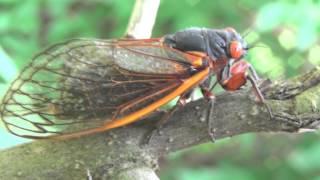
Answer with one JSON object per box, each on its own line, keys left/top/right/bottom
{"left": 247, "top": 75, "right": 273, "bottom": 119}
{"left": 241, "top": 63, "right": 273, "bottom": 119}
{"left": 248, "top": 64, "right": 260, "bottom": 81}
{"left": 200, "top": 80, "right": 217, "bottom": 143}
{"left": 220, "top": 60, "right": 273, "bottom": 119}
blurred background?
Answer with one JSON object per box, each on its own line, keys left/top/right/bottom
{"left": 0, "top": 0, "right": 320, "bottom": 179}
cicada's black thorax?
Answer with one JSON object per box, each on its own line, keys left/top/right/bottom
{"left": 163, "top": 27, "right": 246, "bottom": 61}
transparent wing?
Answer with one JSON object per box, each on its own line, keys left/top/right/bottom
{"left": 0, "top": 38, "right": 194, "bottom": 138}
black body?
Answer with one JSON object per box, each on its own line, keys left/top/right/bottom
{"left": 163, "top": 27, "right": 247, "bottom": 61}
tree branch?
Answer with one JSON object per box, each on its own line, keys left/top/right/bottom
{"left": 1, "top": 0, "right": 162, "bottom": 180}
{"left": 0, "top": 67, "right": 320, "bottom": 179}
{"left": 2, "top": 1, "right": 320, "bottom": 179}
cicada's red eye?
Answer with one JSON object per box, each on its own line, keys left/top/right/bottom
{"left": 229, "top": 41, "right": 244, "bottom": 60}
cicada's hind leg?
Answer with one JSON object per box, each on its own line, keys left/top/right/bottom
{"left": 141, "top": 91, "right": 193, "bottom": 145}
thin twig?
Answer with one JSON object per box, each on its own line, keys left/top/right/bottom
{"left": 125, "top": 0, "right": 160, "bottom": 39}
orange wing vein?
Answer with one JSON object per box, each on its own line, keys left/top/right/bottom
{"left": 51, "top": 67, "right": 210, "bottom": 139}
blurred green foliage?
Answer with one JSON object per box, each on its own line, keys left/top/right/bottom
{"left": 161, "top": 133, "right": 320, "bottom": 180}
{"left": 0, "top": 0, "right": 320, "bottom": 179}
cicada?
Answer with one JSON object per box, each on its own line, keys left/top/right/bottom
{"left": 0, "top": 27, "right": 271, "bottom": 139}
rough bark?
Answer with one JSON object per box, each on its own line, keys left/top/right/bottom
{"left": 0, "top": 67, "right": 320, "bottom": 180}
{"left": 2, "top": 0, "right": 320, "bottom": 179}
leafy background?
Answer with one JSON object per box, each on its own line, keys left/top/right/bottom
{"left": 0, "top": 0, "right": 320, "bottom": 179}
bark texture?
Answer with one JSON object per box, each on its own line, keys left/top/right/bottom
{"left": 0, "top": 67, "right": 320, "bottom": 180}
{"left": 1, "top": 0, "right": 320, "bottom": 179}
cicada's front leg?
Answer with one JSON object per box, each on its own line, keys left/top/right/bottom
{"left": 219, "top": 60, "right": 273, "bottom": 119}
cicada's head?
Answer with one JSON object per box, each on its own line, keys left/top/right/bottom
{"left": 224, "top": 27, "right": 248, "bottom": 61}
{"left": 207, "top": 27, "right": 248, "bottom": 62}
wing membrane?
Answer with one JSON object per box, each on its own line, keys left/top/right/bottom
{"left": 0, "top": 38, "right": 197, "bottom": 138}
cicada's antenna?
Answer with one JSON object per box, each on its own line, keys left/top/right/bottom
{"left": 241, "top": 29, "right": 253, "bottom": 39}
{"left": 247, "top": 42, "right": 269, "bottom": 50}
{"left": 241, "top": 28, "right": 255, "bottom": 51}
{"left": 241, "top": 28, "right": 270, "bottom": 50}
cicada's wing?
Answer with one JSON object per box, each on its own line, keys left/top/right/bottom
{"left": 0, "top": 38, "right": 197, "bottom": 139}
